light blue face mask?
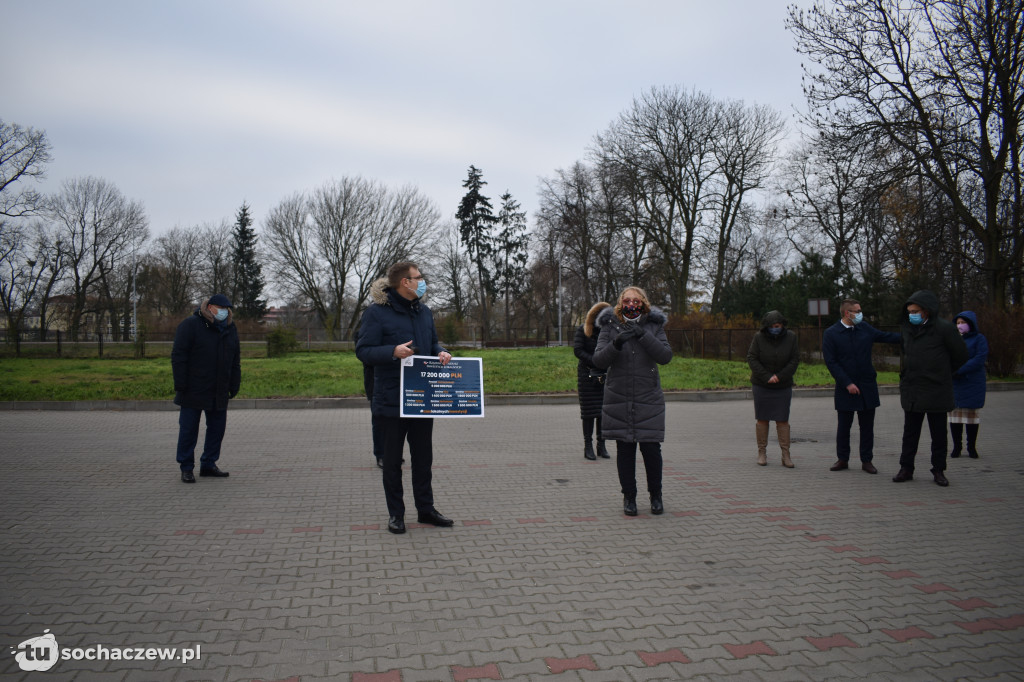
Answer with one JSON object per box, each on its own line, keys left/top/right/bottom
{"left": 214, "top": 307, "right": 229, "bottom": 322}
{"left": 769, "top": 326, "right": 783, "bottom": 335}
{"left": 851, "top": 312, "right": 863, "bottom": 324}
{"left": 415, "top": 280, "right": 427, "bottom": 298}
{"left": 908, "top": 312, "right": 923, "bottom": 325}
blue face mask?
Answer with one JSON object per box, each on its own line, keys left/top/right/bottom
{"left": 851, "top": 312, "right": 863, "bottom": 324}
{"left": 769, "top": 326, "right": 783, "bottom": 335}
{"left": 908, "top": 312, "right": 923, "bottom": 325}
{"left": 214, "top": 307, "right": 229, "bottom": 322}
{"left": 415, "top": 280, "right": 427, "bottom": 298}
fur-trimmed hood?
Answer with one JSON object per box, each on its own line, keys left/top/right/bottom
{"left": 369, "top": 276, "right": 429, "bottom": 306}
{"left": 596, "top": 304, "right": 667, "bottom": 329}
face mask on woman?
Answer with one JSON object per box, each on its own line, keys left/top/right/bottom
{"left": 957, "top": 322, "right": 969, "bottom": 334}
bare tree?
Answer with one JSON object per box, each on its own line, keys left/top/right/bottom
{"left": 47, "top": 177, "right": 149, "bottom": 339}
{"left": 153, "top": 226, "right": 205, "bottom": 314}
{"left": 1, "top": 119, "right": 52, "bottom": 219}
{"left": 787, "top": 0, "right": 1024, "bottom": 307}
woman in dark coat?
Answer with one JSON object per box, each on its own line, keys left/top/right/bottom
{"left": 593, "top": 287, "right": 673, "bottom": 516}
{"left": 573, "top": 301, "right": 612, "bottom": 460}
{"left": 950, "top": 310, "right": 988, "bottom": 458}
{"left": 747, "top": 310, "right": 800, "bottom": 468}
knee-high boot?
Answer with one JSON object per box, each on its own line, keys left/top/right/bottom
{"left": 966, "top": 424, "right": 980, "bottom": 458}
{"left": 949, "top": 423, "right": 963, "bottom": 457}
{"left": 777, "top": 422, "right": 794, "bottom": 468}
{"left": 756, "top": 421, "right": 769, "bottom": 466}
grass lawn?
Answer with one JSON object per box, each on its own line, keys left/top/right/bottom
{"left": 0, "top": 347, "right": 899, "bottom": 402}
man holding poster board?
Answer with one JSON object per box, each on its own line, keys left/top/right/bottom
{"left": 356, "top": 262, "right": 456, "bottom": 535}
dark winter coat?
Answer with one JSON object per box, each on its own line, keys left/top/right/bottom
{"left": 592, "top": 306, "right": 673, "bottom": 442}
{"left": 355, "top": 278, "right": 446, "bottom": 418}
{"left": 822, "top": 319, "right": 901, "bottom": 412}
{"left": 952, "top": 310, "right": 988, "bottom": 409}
{"left": 573, "top": 323, "right": 606, "bottom": 419}
{"left": 898, "top": 290, "right": 969, "bottom": 413}
{"left": 747, "top": 311, "right": 800, "bottom": 389}
{"left": 171, "top": 301, "right": 241, "bottom": 411}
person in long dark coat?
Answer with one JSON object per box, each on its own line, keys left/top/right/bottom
{"left": 950, "top": 310, "right": 988, "bottom": 459}
{"left": 747, "top": 310, "right": 800, "bottom": 468}
{"left": 593, "top": 287, "right": 673, "bottom": 517}
{"left": 892, "top": 290, "right": 969, "bottom": 487}
{"left": 573, "top": 301, "right": 612, "bottom": 461}
{"left": 822, "top": 298, "right": 901, "bottom": 474}
{"left": 171, "top": 293, "right": 241, "bottom": 483}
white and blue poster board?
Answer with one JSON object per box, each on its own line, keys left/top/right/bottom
{"left": 399, "top": 355, "right": 484, "bottom": 418}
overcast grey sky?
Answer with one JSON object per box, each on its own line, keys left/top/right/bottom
{"left": 4, "top": 0, "right": 809, "bottom": 238}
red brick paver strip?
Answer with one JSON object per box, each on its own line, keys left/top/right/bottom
{"left": 452, "top": 663, "right": 503, "bottom": 681}
{"left": 883, "top": 626, "right": 935, "bottom": 642}
{"left": 545, "top": 655, "right": 598, "bottom": 673}
{"left": 352, "top": 672, "right": 402, "bottom": 682}
{"left": 724, "top": 641, "right": 778, "bottom": 658}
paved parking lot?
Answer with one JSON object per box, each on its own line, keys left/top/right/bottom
{"left": 2, "top": 389, "right": 1022, "bottom": 681}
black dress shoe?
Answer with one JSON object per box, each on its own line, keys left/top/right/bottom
{"left": 387, "top": 516, "right": 406, "bottom": 534}
{"left": 650, "top": 496, "right": 664, "bottom": 515}
{"left": 181, "top": 470, "right": 196, "bottom": 483}
{"left": 932, "top": 469, "right": 949, "bottom": 487}
{"left": 199, "top": 466, "right": 229, "bottom": 477}
{"left": 830, "top": 460, "right": 849, "bottom": 471}
{"left": 892, "top": 467, "right": 913, "bottom": 482}
{"left": 968, "top": 449, "right": 979, "bottom": 459}
{"left": 862, "top": 462, "right": 878, "bottom": 474}
{"left": 417, "top": 509, "right": 454, "bottom": 527}
{"left": 623, "top": 497, "right": 638, "bottom": 516}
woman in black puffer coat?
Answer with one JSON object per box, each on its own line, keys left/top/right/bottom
{"left": 747, "top": 310, "right": 800, "bottom": 468}
{"left": 574, "top": 301, "right": 612, "bottom": 461}
{"left": 593, "top": 287, "right": 673, "bottom": 517}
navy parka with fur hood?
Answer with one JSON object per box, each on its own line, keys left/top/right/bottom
{"left": 356, "top": 277, "right": 446, "bottom": 418}
{"left": 592, "top": 306, "right": 673, "bottom": 442}
{"left": 952, "top": 310, "right": 988, "bottom": 410}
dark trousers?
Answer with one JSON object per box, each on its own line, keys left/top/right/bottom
{"left": 899, "top": 411, "right": 948, "bottom": 472}
{"left": 836, "top": 409, "right": 876, "bottom": 462}
{"left": 371, "top": 413, "right": 385, "bottom": 458}
{"left": 615, "top": 441, "right": 663, "bottom": 498}
{"left": 176, "top": 406, "right": 227, "bottom": 472}
{"left": 378, "top": 416, "right": 435, "bottom": 518}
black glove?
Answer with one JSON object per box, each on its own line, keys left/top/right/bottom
{"left": 632, "top": 325, "right": 647, "bottom": 340}
{"left": 613, "top": 327, "right": 637, "bottom": 350}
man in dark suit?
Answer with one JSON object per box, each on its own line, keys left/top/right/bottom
{"left": 822, "top": 299, "right": 901, "bottom": 474}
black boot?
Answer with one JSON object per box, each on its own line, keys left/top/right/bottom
{"left": 949, "top": 423, "right": 963, "bottom": 458}
{"left": 650, "top": 494, "right": 664, "bottom": 515}
{"left": 966, "top": 424, "right": 980, "bottom": 458}
{"left": 596, "top": 439, "right": 610, "bottom": 459}
{"left": 623, "top": 496, "right": 638, "bottom": 516}
{"left": 584, "top": 441, "right": 597, "bottom": 460}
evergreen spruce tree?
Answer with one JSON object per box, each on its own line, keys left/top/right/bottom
{"left": 493, "top": 191, "right": 529, "bottom": 337}
{"left": 455, "top": 166, "right": 497, "bottom": 339}
{"left": 230, "top": 202, "right": 267, "bottom": 320}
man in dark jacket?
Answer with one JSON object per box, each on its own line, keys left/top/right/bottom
{"left": 355, "top": 261, "right": 454, "bottom": 535}
{"left": 892, "top": 290, "right": 969, "bottom": 487}
{"left": 822, "top": 299, "right": 901, "bottom": 474}
{"left": 171, "top": 294, "right": 241, "bottom": 483}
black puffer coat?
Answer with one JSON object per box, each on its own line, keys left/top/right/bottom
{"left": 573, "top": 323, "right": 606, "bottom": 419}
{"left": 747, "top": 310, "right": 800, "bottom": 389}
{"left": 171, "top": 301, "right": 241, "bottom": 411}
{"left": 592, "top": 306, "right": 673, "bottom": 442}
{"left": 355, "top": 278, "right": 446, "bottom": 418}
{"left": 899, "top": 290, "right": 969, "bottom": 412}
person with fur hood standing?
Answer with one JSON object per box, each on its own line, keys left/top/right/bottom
{"left": 747, "top": 310, "right": 800, "bottom": 468}
{"left": 892, "top": 290, "right": 969, "bottom": 486}
{"left": 592, "top": 287, "right": 673, "bottom": 516}
{"left": 171, "top": 293, "right": 241, "bottom": 483}
{"left": 356, "top": 261, "right": 454, "bottom": 535}
{"left": 573, "top": 301, "right": 612, "bottom": 461}
{"left": 950, "top": 311, "right": 988, "bottom": 459}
